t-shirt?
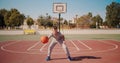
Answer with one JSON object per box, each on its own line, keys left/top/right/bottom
{"left": 48, "top": 32, "right": 64, "bottom": 42}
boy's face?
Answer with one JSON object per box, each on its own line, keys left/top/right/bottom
{"left": 52, "top": 28, "right": 58, "bottom": 34}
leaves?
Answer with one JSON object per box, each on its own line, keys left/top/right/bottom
{"left": 0, "top": 8, "right": 25, "bottom": 29}
{"left": 106, "top": 2, "right": 120, "bottom": 28}
{"left": 26, "top": 17, "right": 34, "bottom": 28}
{"left": 76, "top": 13, "right": 92, "bottom": 28}
{"left": 37, "top": 15, "right": 53, "bottom": 28}
{"left": 91, "top": 15, "right": 103, "bottom": 28}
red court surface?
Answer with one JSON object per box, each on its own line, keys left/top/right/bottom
{"left": 0, "top": 40, "right": 120, "bottom": 63}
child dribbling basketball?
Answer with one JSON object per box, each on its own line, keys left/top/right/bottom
{"left": 46, "top": 26, "right": 72, "bottom": 61}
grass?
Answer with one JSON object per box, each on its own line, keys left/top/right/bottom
{"left": 0, "top": 34, "right": 120, "bottom": 42}
{"left": 65, "top": 34, "right": 120, "bottom": 40}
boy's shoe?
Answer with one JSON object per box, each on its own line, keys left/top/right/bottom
{"left": 68, "top": 56, "right": 72, "bottom": 61}
{"left": 46, "top": 56, "right": 50, "bottom": 61}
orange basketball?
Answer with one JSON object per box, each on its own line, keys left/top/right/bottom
{"left": 40, "top": 36, "right": 49, "bottom": 44}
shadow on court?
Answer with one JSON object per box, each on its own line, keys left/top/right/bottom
{"left": 72, "top": 56, "right": 101, "bottom": 61}
{"left": 47, "top": 56, "right": 101, "bottom": 61}
{"left": 51, "top": 58, "right": 67, "bottom": 60}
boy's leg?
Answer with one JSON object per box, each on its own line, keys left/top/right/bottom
{"left": 47, "top": 41, "right": 57, "bottom": 57}
{"left": 60, "top": 42, "right": 72, "bottom": 61}
{"left": 61, "top": 42, "right": 70, "bottom": 56}
{"left": 46, "top": 41, "right": 57, "bottom": 61}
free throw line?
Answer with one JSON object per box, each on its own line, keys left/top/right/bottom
{"left": 27, "top": 41, "right": 40, "bottom": 51}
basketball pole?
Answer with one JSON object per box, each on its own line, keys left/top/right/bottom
{"left": 58, "top": 13, "right": 61, "bottom": 32}
{"left": 53, "top": 3, "right": 66, "bottom": 32}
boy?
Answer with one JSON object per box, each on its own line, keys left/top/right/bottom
{"left": 46, "top": 26, "right": 72, "bottom": 61}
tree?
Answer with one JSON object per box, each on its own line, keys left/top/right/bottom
{"left": 37, "top": 15, "right": 53, "bottom": 29}
{"left": 0, "top": 8, "right": 25, "bottom": 29}
{"left": 106, "top": 2, "right": 120, "bottom": 28}
{"left": 76, "top": 13, "right": 92, "bottom": 28}
{"left": 0, "top": 9, "right": 8, "bottom": 28}
{"left": 0, "top": 14, "right": 4, "bottom": 28}
{"left": 88, "top": 12, "right": 92, "bottom": 17}
{"left": 46, "top": 15, "right": 53, "bottom": 27}
{"left": 9, "top": 8, "right": 25, "bottom": 27}
{"left": 64, "top": 20, "right": 68, "bottom": 25}
{"left": 37, "top": 15, "right": 47, "bottom": 28}
{"left": 37, "top": 15, "right": 43, "bottom": 26}
{"left": 46, "top": 21, "right": 53, "bottom": 27}
{"left": 4, "top": 11, "right": 11, "bottom": 28}
{"left": 26, "top": 17, "right": 34, "bottom": 28}
{"left": 91, "top": 14, "right": 103, "bottom": 28}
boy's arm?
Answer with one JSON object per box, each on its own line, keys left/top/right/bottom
{"left": 59, "top": 32, "right": 65, "bottom": 41}
{"left": 48, "top": 33, "right": 52, "bottom": 39}
{"left": 62, "top": 35, "right": 65, "bottom": 41}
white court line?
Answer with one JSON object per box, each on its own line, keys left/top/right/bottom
{"left": 98, "top": 40, "right": 118, "bottom": 49}
{"left": 27, "top": 41, "right": 40, "bottom": 51}
{"left": 1, "top": 41, "right": 19, "bottom": 47}
{"left": 70, "top": 40, "right": 80, "bottom": 51}
{"left": 40, "top": 44, "right": 47, "bottom": 51}
{"left": 110, "top": 39, "right": 120, "bottom": 42}
{"left": 0, "top": 41, "right": 41, "bottom": 55}
{"left": 1, "top": 40, "right": 119, "bottom": 55}
{"left": 78, "top": 40, "right": 92, "bottom": 50}
{"left": 30, "top": 47, "right": 75, "bottom": 51}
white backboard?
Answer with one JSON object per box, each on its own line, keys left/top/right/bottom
{"left": 53, "top": 3, "right": 67, "bottom": 13}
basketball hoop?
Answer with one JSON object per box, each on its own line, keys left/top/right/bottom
{"left": 53, "top": 3, "right": 67, "bottom": 13}
{"left": 53, "top": 3, "right": 67, "bottom": 32}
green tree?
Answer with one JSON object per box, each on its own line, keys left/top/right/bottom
{"left": 64, "top": 20, "right": 68, "bottom": 25}
{"left": 88, "top": 12, "right": 92, "bottom": 17}
{"left": 9, "top": 8, "right": 25, "bottom": 27}
{"left": 0, "top": 14, "right": 4, "bottom": 28}
{"left": 46, "top": 20, "right": 53, "bottom": 27}
{"left": 77, "top": 13, "right": 92, "bottom": 28}
{"left": 0, "top": 9, "right": 8, "bottom": 28}
{"left": 26, "top": 17, "right": 34, "bottom": 28}
{"left": 46, "top": 15, "right": 53, "bottom": 27}
{"left": 1, "top": 8, "right": 25, "bottom": 29}
{"left": 37, "top": 15, "right": 43, "bottom": 26}
{"left": 37, "top": 15, "right": 47, "bottom": 28}
{"left": 75, "top": 12, "right": 93, "bottom": 28}
{"left": 91, "top": 15, "right": 103, "bottom": 28}
{"left": 4, "top": 11, "right": 11, "bottom": 28}
{"left": 37, "top": 15, "right": 53, "bottom": 29}
{"left": 106, "top": 2, "right": 120, "bottom": 28}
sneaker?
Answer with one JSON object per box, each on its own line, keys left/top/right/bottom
{"left": 68, "top": 56, "right": 72, "bottom": 61}
{"left": 46, "top": 56, "right": 50, "bottom": 61}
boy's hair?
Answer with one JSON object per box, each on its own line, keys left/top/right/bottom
{"left": 53, "top": 26, "right": 57, "bottom": 30}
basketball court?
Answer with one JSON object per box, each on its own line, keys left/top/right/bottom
{"left": 0, "top": 39, "right": 120, "bottom": 63}
{"left": 0, "top": 2, "right": 120, "bottom": 63}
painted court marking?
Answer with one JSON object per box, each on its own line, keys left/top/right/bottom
{"left": 0, "top": 40, "right": 119, "bottom": 54}
{"left": 39, "top": 40, "right": 79, "bottom": 53}
{"left": 78, "top": 40, "right": 92, "bottom": 50}
{"left": 28, "top": 40, "right": 79, "bottom": 53}
{"left": 27, "top": 41, "right": 40, "bottom": 51}
{"left": 70, "top": 40, "right": 80, "bottom": 51}
{"left": 40, "top": 44, "right": 47, "bottom": 51}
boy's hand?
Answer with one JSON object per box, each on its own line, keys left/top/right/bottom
{"left": 61, "top": 35, "right": 65, "bottom": 41}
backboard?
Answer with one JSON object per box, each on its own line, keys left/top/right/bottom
{"left": 53, "top": 3, "right": 67, "bottom": 13}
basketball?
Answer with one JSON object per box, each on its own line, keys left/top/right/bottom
{"left": 40, "top": 36, "right": 49, "bottom": 44}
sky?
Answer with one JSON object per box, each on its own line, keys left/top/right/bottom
{"left": 0, "top": 0, "right": 120, "bottom": 21}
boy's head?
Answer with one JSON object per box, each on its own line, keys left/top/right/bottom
{"left": 52, "top": 26, "right": 58, "bottom": 34}
{"left": 53, "top": 26, "right": 57, "bottom": 30}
